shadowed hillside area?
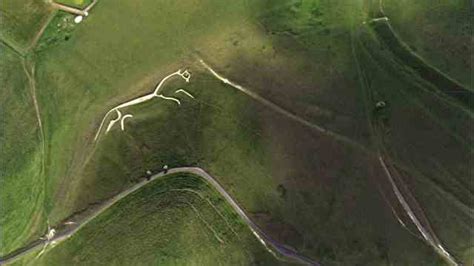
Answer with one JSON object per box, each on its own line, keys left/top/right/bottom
{"left": 1, "top": 0, "right": 472, "bottom": 265}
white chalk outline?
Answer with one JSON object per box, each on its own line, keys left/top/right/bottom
{"left": 175, "top": 89, "right": 195, "bottom": 99}
{"left": 157, "top": 95, "right": 181, "bottom": 105}
{"left": 94, "top": 69, "right": 191, "bottom": 141}
{"left": 120, "top": 114, "right": 133, "bottom": 131}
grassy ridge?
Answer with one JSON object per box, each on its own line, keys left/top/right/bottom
{"left": 369, "top": 19, "right": 473, "bottom": 108}
{"left": 78, "top": 67, "right": 444, "bottom": 265}
{"left": 26, "top": 173, "right": 280, "bottom": 265}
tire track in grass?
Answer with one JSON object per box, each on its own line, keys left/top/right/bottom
{"left": 352, "top": 17, "right": 460, "bottom": 265}
{"left": 21, "top": 59, "right": 45, "bottom": 176}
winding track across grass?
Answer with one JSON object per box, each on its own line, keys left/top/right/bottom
{"left": 5, "top": 56, "right": 456, "bottom": 266}
{"left": 200, "top": 56, "right": 461, "bottom": 265}
{"left": 351, "top": 17, "right": 460, "bottom": 265}
{"left": 200, "top": 57, "right": 462, "bottom": 265}
{"left": 21, "top": 59, "right": 46, "bottom": 175}
{"left": 0, "top": 167, "right": 319, "bottom": 265}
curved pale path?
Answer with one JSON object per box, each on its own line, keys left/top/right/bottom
{"left": 0, "top": 167, "right": 319, "bottom": 265}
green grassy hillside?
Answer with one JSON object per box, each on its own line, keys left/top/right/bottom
{"left": 0, "top": 46, "right": 46, "bottom": 255}
{"left": 382, "top": 0, "right": 472, "bottom": 88}
{"left": 1, "top": 0, "right": 472, "bottom": 265}
{"left": 15, "top": 174, "right": 281, "bottom": 266}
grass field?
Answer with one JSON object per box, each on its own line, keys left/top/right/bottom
{"left": 0, "top": 46, "right": 46, "bottom": 255}
{"left": 32, "top": 0, "right": 271, "bottom": 223}
{"left": 14, "top": 173, "right": 281, "bottom": 265}
{"left": 69, "top": 64, "right": 445, "bottom": 265}
{"left": 354, "top": 23, "right": 473, "bottom": 263}
{"left": 0, "top": 0, "right": 53, "bottom": 54}
{"left": 1, "top": 0, "right": 472, "bottom": 265}
{"left": 369, "top": 19, "right": 473, "bottom": 108}
{"left": 381, "top": 0, "right": 472, "bottom": 88}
